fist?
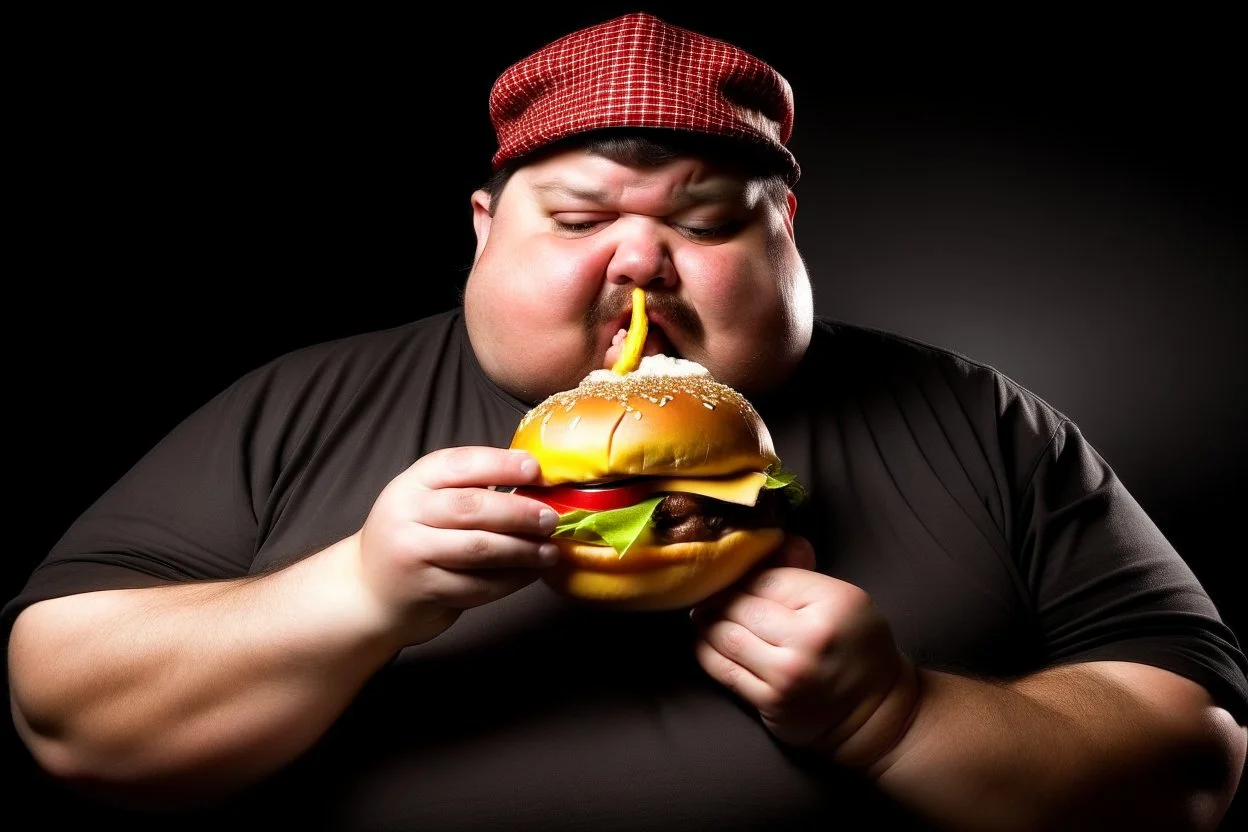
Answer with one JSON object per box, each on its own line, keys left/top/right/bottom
{"left": 690, "top": 535, "right": 917, "bottom": 768}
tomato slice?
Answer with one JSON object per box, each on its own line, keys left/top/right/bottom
{"left": 516, "top": 479, "right": 660, "bottom": 512}
{"left": 515, "top": 493, "right": 582, "bottom": 514}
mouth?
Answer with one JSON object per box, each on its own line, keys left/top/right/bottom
{"left": 596, "top": 291, "right": 701, "bottom": 371}
{"left": 602, "top": 323, "right": 676, "bottom": 370}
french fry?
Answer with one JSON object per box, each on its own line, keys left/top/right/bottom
{"left": 611, "top": 287, "right": 649, "bottom": 374}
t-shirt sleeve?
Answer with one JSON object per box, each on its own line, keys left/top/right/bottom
{"left": 2, "top": 368, "right": 275, "bottom": 634}
{"left": 2, "top": 315, "right": 484, "bottom": 645}
{"left": 1014, "top": 410, "right": 1248, "bottom": 722}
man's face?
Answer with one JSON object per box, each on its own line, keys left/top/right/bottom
{"left": 463, "top": 147, "right": 813, "bottom": 403}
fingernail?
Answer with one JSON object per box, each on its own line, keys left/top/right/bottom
{"left": 513, "top": 453, "right": 538, "bottom": 478}
{"left": 538, "top": 508, "right": 558, "bottom": 533}
{"left": 538, "top": 542, "right": 560, "bottom": 564}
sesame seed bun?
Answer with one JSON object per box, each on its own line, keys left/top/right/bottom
{"left": 510, "top": 369, "right": 780, "bottom": 485}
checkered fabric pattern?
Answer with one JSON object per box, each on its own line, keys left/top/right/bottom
{"left": 489, "top": 13, "right": 800, "bottom": 185}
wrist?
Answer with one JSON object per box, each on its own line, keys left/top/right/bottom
{"left": 329, "top": 532, "right": 462, "bottom": 649}
{"left": 833, "top": 655, "right": 922, "bottom": 775}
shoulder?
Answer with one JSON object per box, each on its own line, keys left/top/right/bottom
{"left": 811, "top": 316, "right": 1002, "bottom": 382}
{"left": 235, "top": 309, "right": 465, "bottom": 389}
{"left": 807, "top": 316, "right": 1071, "bottom": 447}
{"left": 192, "top": 309, "right": 470, "bottom": 427}
{"left": 263, "top": 308, "right": 464, "bottom": 372}
{"left": 814, "top": 316, "right": 1068, "bottom": 409}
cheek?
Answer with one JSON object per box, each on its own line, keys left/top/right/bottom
{"left": 679, "top": 246, "right": 783, "bottom": 320}
{"left": 474, "top": 233, "right": 604, "bottom": 322}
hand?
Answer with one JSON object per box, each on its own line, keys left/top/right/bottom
{"left": 690, "top": 535, "right": 919, "bottom": 769}
{"left": 354, "top": 446, "right": 559, "bottom": 645}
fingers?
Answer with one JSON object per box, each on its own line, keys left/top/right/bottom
{"left": 380, "top": 446, "right": 557, "bottom": 561}
{"left": 737, "top": 562, "right": 853, "bottom": 612}
{"left": 694, "top": 592, "right": 798, "bottom": 648}
{"left": 402, "top": 470, "right": 560, "bottom": 571}
{"left": 693, "top": 629, "right": 775, "bottom": 706}
{"left": 415, "top": 485, "right": 558, "bottom": 537}
{"left": 407, "top": 446, "right": 544, "bottom": 491}
{"left": 693, "top": 586, "right": 830, "bottom": 726}
{"left": 688, "top": 534, "right": 823, "bottom": 650}
{"left": 415, "top": 524, "right": 559, "bottom": 571}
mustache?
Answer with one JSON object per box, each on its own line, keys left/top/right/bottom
{"left": 588, "top": 289, "right": 704, "bottom": 342}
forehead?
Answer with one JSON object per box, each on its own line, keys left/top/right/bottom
{"left": 510, "top": 148, "right": 765, "bottom": 209}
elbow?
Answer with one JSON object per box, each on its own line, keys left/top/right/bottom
{"left": 10, "top": 698, "right": 131, "bottom": 809}
{"left": 11, "top": 685, "right": 162, "bottom": 811}
{"left": 1045, "top": 704, "right": 1246, "bottom": 832}
{"left": 1127, "top": 702, "right": 1248, "bottom": 832}
{"left": 1119, "top": 702, "right": 1247, "bottom": 832}
{"left": 8, "top": 603, "right": 209, "bottom": 812}
{"left": 8, "top": 605, "right": 104, "bottom": 796}
{"left": 1187, "top": 705, "right": 1246, "bottom": 832}
{"left": 12, "top": 705, "right": 227, "bottom": 813}
{"left": 8, "top": 608, "right": 91, "bottom": 783}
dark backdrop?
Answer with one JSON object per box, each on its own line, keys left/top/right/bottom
{"left": 10, "top": 5, "right": 1246, "bottom": 825}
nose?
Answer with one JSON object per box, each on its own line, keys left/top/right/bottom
{"left": 604, "top": 218, "right": 678, "bottom": 289}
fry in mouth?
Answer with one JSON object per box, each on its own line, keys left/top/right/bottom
{"left": 611, "top": 287, "right": 649, "bottom": 375}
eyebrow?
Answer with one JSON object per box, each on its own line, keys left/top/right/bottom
{"left": 530, "top": 179, "right": 747, "bottom": 207}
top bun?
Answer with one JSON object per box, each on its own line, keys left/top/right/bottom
{"left": 510, "top": 361, "right": 779, "bottom": 485}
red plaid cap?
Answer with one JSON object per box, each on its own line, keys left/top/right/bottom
{"left": 489, "top": 13, "right": 800, "bottom": 185}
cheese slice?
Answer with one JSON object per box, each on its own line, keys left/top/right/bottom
{"left": 643, "top": 470, "right": 769, "bottom": 506}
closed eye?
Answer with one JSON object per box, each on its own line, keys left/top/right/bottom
{"left": 550, "top": 218, "right": 746, "bottom": 239}
{"left": 678, "top": 220, "right": 745, "bottom": 240}
{"left": 552, "top": 219, "right": 603, "bottom": 234}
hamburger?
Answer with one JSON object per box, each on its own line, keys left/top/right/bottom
{"left": 509, "top": 354, "right": 804, "bottom": 611}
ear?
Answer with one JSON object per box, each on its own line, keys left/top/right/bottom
{"left": 471, "top": 189, "right": 493, "bottom": 262}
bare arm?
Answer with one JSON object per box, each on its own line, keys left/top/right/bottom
{"left": 7, "top": 446, "right": 558, "bottom": 810}
{"left": 873, "top": 661, "right": 1247, "bottom": 831}
{"left": 692, "top": 542, "right": 1248, "bottom": 831}
{"left": 8, "top": 538, "right": 394, "bottom": 808}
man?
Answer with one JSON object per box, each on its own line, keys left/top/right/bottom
{"left": 6, "top": 12, "right": 1246, "bottom": 831}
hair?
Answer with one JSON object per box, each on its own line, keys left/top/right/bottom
{"left": 482, "top": 128, "right": 791, "bottom": 216}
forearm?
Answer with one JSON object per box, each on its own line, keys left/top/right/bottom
{"left": 7, "top": 535, "right": 403, "bottom": 809}
{"left": 869, "top": 662, "right": 1246, "bottom": 832}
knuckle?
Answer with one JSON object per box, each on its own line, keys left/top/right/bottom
{"left": 720, "top": 624, "right": 748, "bottom": 658}
{"left": 444, "top": 446, "right": 475, "bottom": 474}
{"left": 449, "top": 489, "right": 483, "bottom": 516}
{"left": 741, "top": 598, "right": 768, "bottom": 627}
{"left": 465, "top": 532, "right": 493, "bottom": 557}
{"left": 805, "top": 615, "right": 840, "bottom": 648}
{"left": 774, "top": 652, "right": 817, "bottom": 690}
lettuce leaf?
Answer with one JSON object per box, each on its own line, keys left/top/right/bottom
{"left": 551, "top": 468, "right": 806, "bottom": 559}
{"left": 764, "top": 467, "right": 807, "bottom": 507}
{"left": 552, "top": 496, "right": 664, "bottom": 558}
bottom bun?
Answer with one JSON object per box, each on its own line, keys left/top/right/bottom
{"left": 542, "top": 528, "right": 785, "bottom": 611}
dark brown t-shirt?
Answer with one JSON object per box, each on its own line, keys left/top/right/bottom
{"left": 6, "top": 310, "right": 1246, "bottom": 831}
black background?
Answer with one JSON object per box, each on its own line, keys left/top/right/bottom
{"left": 10, "top": 4, "right": 1246, "bottom": 826}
